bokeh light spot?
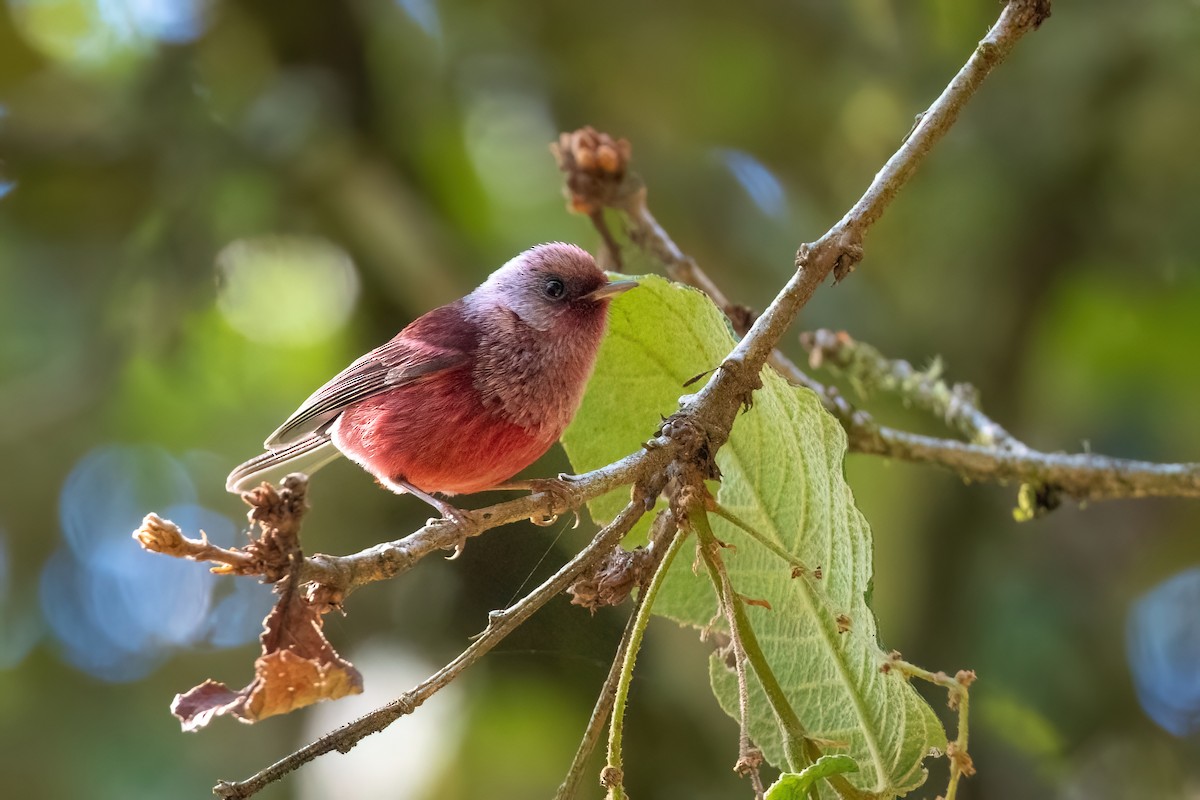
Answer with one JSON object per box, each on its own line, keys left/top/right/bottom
{"left": 59, "top": 443, "right": 194, "bottom": 556}
{"left": 299, "top": 643, "right": 464, "bottom": 800}
{"left": 716, "top": 148, "right": 788, "bottom": 219}
{"left": 43, "top": 444, "right": 247, "bottom": 681}
{"left": 215, "top": 235, "right": 361, "bottom": 347}
{"left": 394, "top": 0, "right": 441, "bottom": 40}
{"left": 1126, "top": 566, "right": 1200, "bottom": 736}
{"left": 463, "top": 86, "right": 557, "bottom": 209}
{"left": 8, "top": 0, "right": 208, "bottom": 72}
{"left": 114, "top": 0, "right": 207, "bottom": 43}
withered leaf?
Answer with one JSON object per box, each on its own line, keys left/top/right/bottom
{"left": 170, "top": 477, "right": 361, "bottom": 731}
{"left": 172, "top": 586, "right": 362, "bottom": 730}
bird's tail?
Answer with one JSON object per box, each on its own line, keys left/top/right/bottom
{"left": 226, "top": 434, "right": 342, "bottom": 493}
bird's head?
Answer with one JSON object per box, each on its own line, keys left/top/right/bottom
{"left": 471, "top": 242, "right": 637, "bottom": 332}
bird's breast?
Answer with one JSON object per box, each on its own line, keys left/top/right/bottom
{"left": 470, "top": 311, "right": 606, "bottom": 431}
{"left": 330, "top": 365, "right": 560, "bottom": 495}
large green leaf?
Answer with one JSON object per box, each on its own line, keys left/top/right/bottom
{"left": 561, "top": 275, "right": 945, "bottom": 797}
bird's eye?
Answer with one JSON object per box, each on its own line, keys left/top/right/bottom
{"left": 544, "top": 277, "right": 566, "bottom": 300}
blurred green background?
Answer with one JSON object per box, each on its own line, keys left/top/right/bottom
{"left": 2, "top": 0, "right": 1200, "bottom": 798}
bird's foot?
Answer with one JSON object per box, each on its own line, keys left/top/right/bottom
{"left": 522, "top": 474, "right": 582, "bottom": 528}
{"left": 394, "top": 477, "right": 478, "bottom": 559}
{"left": 430, "top": 505, "right": 478, "bottom": 560}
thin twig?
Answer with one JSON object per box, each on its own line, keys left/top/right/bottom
{"left": 851, "top": 426, "right": 1200, "bottom": 502}
{"left": 691, "top": 506, "right": 766, "bottom": 797}
{"left": 135, "top": 514, "right": 259, "bottom": 573}
{"left": 760, "top": 344, "right": 1200, "bottom": 504}
{"left": 554, "top": 599, "right": 642, "bottom": 800}
{"left": 555, "top": 509, "right": 679, "bottom": 800}
{"left": 800, "top": 329, "right": 1022, "bottom": 450}
{"left": 603, "top": 519, "right": 689, "bottom": 799}
{"left": 213, "top": 502, "right": 647, "bottom": 799}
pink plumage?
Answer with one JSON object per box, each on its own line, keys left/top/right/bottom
{"left": 227, "top": 243, "right": 636, "bottom": 517}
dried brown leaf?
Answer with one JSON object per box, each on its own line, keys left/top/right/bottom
{"left": 169, "top": 475, "right": 362, "bottom": 731}
{"left": 171, "top": 588, "right": 362, "bottom": 730}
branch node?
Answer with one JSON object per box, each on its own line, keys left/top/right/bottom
{"left": 599, "top": 765, "right": 623, "bottom": 789}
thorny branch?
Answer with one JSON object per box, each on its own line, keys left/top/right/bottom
{"left": 134, "top": 2, "right": 1063, "bottom": 797}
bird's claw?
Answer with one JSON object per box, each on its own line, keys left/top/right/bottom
{"left": 430, "top": 506, "right": 476, "bottom": 560}
{"left": 523, "top": 476, "right": 582, "bottom": 528}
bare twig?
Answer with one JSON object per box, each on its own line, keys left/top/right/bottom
{"left": 556, "top": 509, "right": 679, "bottom": 800}
{"left": 852, "top": 424, "right": 1200, "bottom": 502}
{"left": 213, "top": 501, "right": 647, "bottom": 799}
{"left": 135, "top": 514, "right": 259, "bottom": 574}
{"left": 605, "top": 519, "right": 689, "bottom": 800}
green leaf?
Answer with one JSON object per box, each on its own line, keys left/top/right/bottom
{"left": 561, "top": 275, "right": 946, "bottom": 798}
{"left": 764, "top": 755, "right": 860, "bottom": 800}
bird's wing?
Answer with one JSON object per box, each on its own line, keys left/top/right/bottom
{"left": 227, "top": 433, "right": 342, "bottom": 492}
{"left": 264, "top": 307, "right": 475, "bottom": 447}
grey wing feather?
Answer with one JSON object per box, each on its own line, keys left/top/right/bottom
{"left": 226, "top": 434, "right": 341, "bottom": 493}
{"left": 264, "top": 347, "right": 467, "bottom": 447}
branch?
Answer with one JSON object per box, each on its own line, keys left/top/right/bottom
{"left": 559, "top": 0, "right": 1051, "bottom": 461}
{"left": 307, "top": 444, "right": 669, "bottom": 600}
{"left": 214, "top": 501, "right": 648, "bottom": 799}
{"left": 686, "top": 3, "right": 1050, "bottom": 457}
{"left": 603, "top": 518, "right": 689, "bottom": 799}
{"left": 801, "top": 329, "right": 1021, "bottom": 450}
{"left": 851, "top": 430, "right": 1200, "bottom": 504}
{"left": 793, "top": 330, "right": 1200, "bottom": 504}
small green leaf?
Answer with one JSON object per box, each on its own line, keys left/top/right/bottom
{"left": 764, "top": 755, "right": 860, "bottom": 800}
{"left": 562, "top": 276, "right": 946, "bottom": 798}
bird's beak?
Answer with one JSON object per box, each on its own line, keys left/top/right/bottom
{"left": 584, "top": 279, "right": 638, "bottom": 302}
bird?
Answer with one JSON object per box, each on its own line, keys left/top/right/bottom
{"left": 226, "top": 242, "right": 636, "bottom": 525}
